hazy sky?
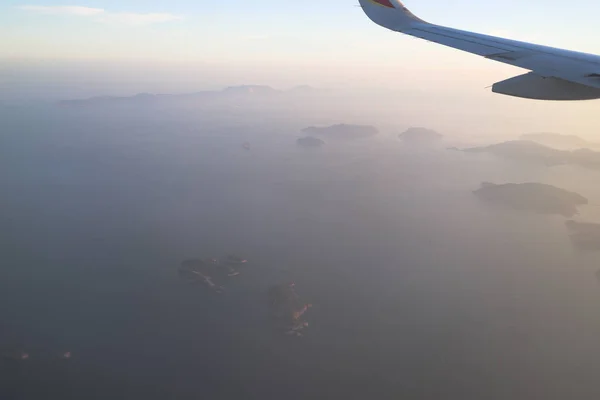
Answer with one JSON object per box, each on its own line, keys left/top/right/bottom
{"left": 1, "top": 0, "right": 599, "bottom": 137}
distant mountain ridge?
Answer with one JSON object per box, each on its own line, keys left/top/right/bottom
{"left": 58, "top": 85, "right": 322, "bottom": 106}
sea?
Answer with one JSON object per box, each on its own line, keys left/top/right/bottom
{"left": 1, "top": 103, "right": 600, "bottom": 399}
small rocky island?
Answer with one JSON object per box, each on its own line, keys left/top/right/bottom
{"left": 268, "top": 282, "right": 312, "bottom": 337}
{"left": 565, "top": 220, "right": 600, "bottom": 251}
{"left": 473, "top": 182, "right": 588, "bottom": 217}
{"left": 296, "top": 136, "right": 325, "bottom": 147}
{"left": 399, "top": 127, "right": 443, "bottom": 144}
{"left": 178, "top": 255, "right": 249, "bottom": 294}
{"left": 302, "top": 124, "right": 378, "bottom": 140}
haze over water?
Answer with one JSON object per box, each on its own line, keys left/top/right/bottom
{"left": 2, "top": 97, "right": 600, "bottom": 399}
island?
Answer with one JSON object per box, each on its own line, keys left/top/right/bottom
{"left": 459, "top": 140, "right": 600, "bottom": 170}
{"left": 177, "top": 254, "right": 249, "bottom": 293}
{"left": 296, "top": 136, "right": 325, "bottom": 147}
{"left": 461, "top": 140, "right": 568, "bottom": 166}
{"left": 473, "top": 182, "right": 588, "bottom": 217}
{"left": 565, "top": 220, "right": 600, "bottom": 251}
{"left": 287, "top": 85, "right": 322, "bottom": 95}
{"left": 268, "top": 282, "right": 312, "bottom": 337}
{"left": 570, "top": 148, "right": 600, "bottom": 170}
{"left": 520, "top": 132, "right": 598, "bottom": 150}
{"left": 178, "top": 258, "right": 224, "bottom": 293}
{"left": 398, "top": 127, "right": 443, "bottom": 144}
{"left": 301, "top": 124, "right": 378, "bottom": 140}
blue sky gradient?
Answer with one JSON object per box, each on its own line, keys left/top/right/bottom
{"left": 2, "top": 0, "right": 599, "bottom": 61}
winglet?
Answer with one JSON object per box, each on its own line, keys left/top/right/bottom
{"left": 358, "top": 0, "right": 426, "bottom": 32}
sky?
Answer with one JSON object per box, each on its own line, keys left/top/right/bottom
{"left": 2, "top": 0, "right": 600, "bottom": 62}
{"left": 0, "top": 0, "right": 599, "bottom": 136}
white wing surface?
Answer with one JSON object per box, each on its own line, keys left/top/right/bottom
{"left": 359, "top": 0, "right": 600, "bottom": 100}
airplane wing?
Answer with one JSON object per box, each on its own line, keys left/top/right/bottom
{"left": 359, "top": 0, "right": 600, "bottom": 100}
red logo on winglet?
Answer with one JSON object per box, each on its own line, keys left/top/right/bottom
{"left": 369, "top": 0, "right": 395, "bottom": 7}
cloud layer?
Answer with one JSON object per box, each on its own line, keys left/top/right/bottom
{"left": 17, "top": 5, "right": 182, "bottom": 25}
{"left": 18, "top": 5, "right": 104, "bottom": 16}
{"left": 97, "top": 13, "right": 183, "bottom": 25}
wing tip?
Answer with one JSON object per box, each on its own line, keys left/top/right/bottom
{"left": 368, "top": 0, "right": 397, "bottom": 8}
{"left": 359, "top": 0, "right": 426, "bottom": 31}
